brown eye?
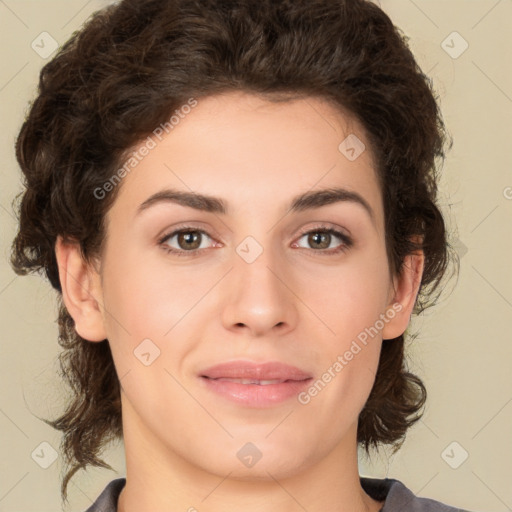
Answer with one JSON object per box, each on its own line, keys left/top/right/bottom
{"left": 176, "top": 230, "right": 202, "bottom": 250}
{"left": 307, "top": 231, "right": 331, "bottom": 249}
{"left": 159, "top": 228, "right": 215, "bottom": 256}
{"left": 295, "top": 227, "right": 353, "bottom": 254}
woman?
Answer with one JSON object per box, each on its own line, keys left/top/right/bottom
{"left": 11, "top": 0, "right": 469, "bottom": 510}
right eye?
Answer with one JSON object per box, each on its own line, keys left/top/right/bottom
{"left": 159, "top": 227, "right": 217, "bottom": 257}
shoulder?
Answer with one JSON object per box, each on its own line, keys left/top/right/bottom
{"left": 86, "top": 476, "right": 476, "bottom": 512}
{"left": 361, "top": 476, "right": 474, "bottom": 512}
{"left": 83, "top": 478, "right": 126, "bottom": 512}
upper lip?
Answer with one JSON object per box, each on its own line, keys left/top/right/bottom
{"left": 200, "top": 361, "right": 312, "bottom": 381}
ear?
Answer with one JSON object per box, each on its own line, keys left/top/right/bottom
{"left": 54, "top": 236, "right": 107, "bottom": 342}
{"left": 381, "top": 239, "right": 425, "bottom": 340}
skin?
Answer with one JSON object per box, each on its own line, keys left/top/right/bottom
{"left": 55, "top": 91, "right": 424, "bottom": 512}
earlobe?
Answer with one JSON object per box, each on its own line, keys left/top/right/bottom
{"left": 382, "top": 247, "right": 425, "bottom": 340}
{"left": 54, "top": 236, "right": 107, "bottom": 342}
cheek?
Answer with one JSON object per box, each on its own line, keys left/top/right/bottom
{"left": 297, "top": 249, "right": 389, "bottom": 404}
{"left": 298, "top": 269, "right": 387, "bottom": 444}
{"left": 301, "top": 250, "right": 391, "bottom": 342}
{"left": 99, "top": 244, "right": 219, "bottom": 387}
{"left": 101, "top": 245, "right": 198, "bottom": 338}
{"left": 98, "top": 248, "right": 198, "bottom": 412}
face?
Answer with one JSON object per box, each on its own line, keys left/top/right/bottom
{"left": 82, "top": 91, "right": 406, "bottom": 480}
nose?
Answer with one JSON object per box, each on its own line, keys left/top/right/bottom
{"left": 220, "top": 240, "right": 298, "bottom": 338}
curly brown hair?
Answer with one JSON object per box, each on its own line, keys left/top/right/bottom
{"left": 10, "top": 0, "right": 457, "bottom": 502}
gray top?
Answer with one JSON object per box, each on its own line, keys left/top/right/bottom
{"left": 84, "top": 477, "right": 473, "bottom": 511}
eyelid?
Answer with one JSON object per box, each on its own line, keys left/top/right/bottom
{"left": 292, "top": 223, "right": 354, "bottom": 255}
{"left": 157, "top": 224, "right": 218, "bottom": 249}
{"left": 295, "top": 222, "right": 350, "bottom": 238}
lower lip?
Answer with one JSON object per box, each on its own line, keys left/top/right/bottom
{"left": 200, "top": 377, "right": 312, "bottom": 407}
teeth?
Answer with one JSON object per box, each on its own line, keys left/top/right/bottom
{"left": 215, "top": 378, "right": 285, "bottom": 385}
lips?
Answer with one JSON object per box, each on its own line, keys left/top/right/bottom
{"left": 212, "top": 378, "right": 288, "bottom": 385}
{"left": 199, "top": 361, "right": 313, "bottom": 407}
{"left": 200, "top": 361, "right": 312, "bottom": 382}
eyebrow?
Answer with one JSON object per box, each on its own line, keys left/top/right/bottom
{"left": 136, "top": 186, "right": 375, "bottom": 224}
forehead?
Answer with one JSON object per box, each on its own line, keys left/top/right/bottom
{"left": 106, "top": 91, "right": 383, "bottom": 229}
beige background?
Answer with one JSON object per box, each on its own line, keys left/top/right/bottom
{"left": 1, "top": 1, "right": 511, "bottom": 511}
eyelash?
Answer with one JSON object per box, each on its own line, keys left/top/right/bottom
{"left": 157, "top": 224, "right": 354, "bottom": 258}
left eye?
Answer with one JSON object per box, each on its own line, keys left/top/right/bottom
{"left": 294, "top": 228, "right": 352, "bottom": 253}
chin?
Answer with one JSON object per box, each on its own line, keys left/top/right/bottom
{"left": 192, "top": 438, "right": 315, "bottom": 482}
